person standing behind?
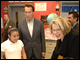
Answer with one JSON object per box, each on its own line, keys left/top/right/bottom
{"left": 4, "top": 14, "right": 16, "bottom": 28}
{"left": 1, "top": 14, "right": 16, "bottom": 43}
{"left": 50, "top": 16, "right": 79, "bottom": 59}
{"left": 1, "top": 26, "right": 27, "bottom": 59}
{"left": 18, "top": 3, "right": 46, "bottom": 59}
{"left": 68, "top": 11, "right": 79, "bottom": 31}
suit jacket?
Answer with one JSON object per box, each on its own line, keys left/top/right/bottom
{"left": 18, "top": 18, "right": 46, "bottom": 59}
{"left": 2, "top": 20, "right": 16, "bottom": 36}
{"left": 73, "top": 22, "right": 79, "bottom": 31}
{"left": 4, "top": 20, "right": 16, "bottom": 28}
{"left": 51, "top": 29, "right": 79, "bottom": 59}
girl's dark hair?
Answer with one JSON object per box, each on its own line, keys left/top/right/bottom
{"left": 2, "top": 25, "right": 19, "bottom": 42}
{"left": 2, "top": 25, "right": 9, "bottom": 42}
{"left": 8, "top": 27, "right": 19, "bottom": 36}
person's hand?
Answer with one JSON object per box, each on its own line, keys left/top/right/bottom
{"left": 42, "top": 52, "right": 45, "bottom": 58}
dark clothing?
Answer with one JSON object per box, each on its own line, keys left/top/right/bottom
{"left": 4, "top": 20, "right": 16, "bottom": 28}
{"left": 73, "top": 22, "right": 79, "bottom": 31}
{"left": 1, "top": 20, "right": 16, "bottom": 42}
{"left": 51, "top": 29, "right": 79, "bottom": 59}
{"left": 2, "top": 20, "right": 16, "bottom": 36}
{"left": 29, "top": 48, "right": 37, "bottom": 59}
{"left": 18, "top": 18, "right": 46, "bottom": 59}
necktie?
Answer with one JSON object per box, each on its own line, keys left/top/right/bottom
{"left": 5, "top": 23, "right": 7, "bottom": 28}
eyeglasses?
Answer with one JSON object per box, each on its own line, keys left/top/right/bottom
{"left": 52, "top": 29, "right": 61, "bottom": 32}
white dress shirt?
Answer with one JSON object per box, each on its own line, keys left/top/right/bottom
{"left": 26, "top": 18, "right": 34, "bottom": 38}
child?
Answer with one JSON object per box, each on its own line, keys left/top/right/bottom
{"left": 1, "top": 26, "right": 27, "bottom": 59}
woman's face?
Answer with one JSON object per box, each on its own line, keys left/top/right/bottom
{"left": 8, "top": 31, "right": 19, "bottom": 43}
{"left": 52, "top": 24, "right": 64, "bottom": 40}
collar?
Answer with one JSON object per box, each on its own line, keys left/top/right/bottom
{"left": 26, "top": 18, "right": 34, "bottom": 23}
{"left": 7, "top": 38, "right": 17, "bottom": 45}
{"left": 7, "top": 38, "right": 13, "bottom": 45}
{"left": 6, "top": 20, "right": 9, "bottom": 24}
{"left": 72, "top": 22, "right": 78, "bottom": 28}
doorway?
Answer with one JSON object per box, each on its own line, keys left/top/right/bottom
{"left": 8, "top": 3, "right": 33, "bottom": 28}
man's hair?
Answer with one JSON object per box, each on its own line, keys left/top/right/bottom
{"left": 69, "top": 11, "right": 79, "bottom": 21}
{"left": 24, "top": 3, "right": 34, "bottom": 12}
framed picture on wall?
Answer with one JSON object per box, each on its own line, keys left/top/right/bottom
{"left": 41, "top": 15, "right": 48, "bottom": 24}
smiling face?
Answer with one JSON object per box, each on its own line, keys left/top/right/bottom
{"left": 8, "top": 31, "right": 19, "bottom": 43}
{"left": 24, "top": 6, "right": 34, "bottom": 22}
{"left": 52, "top": 24, "right": 64, "bottom": 40}
{"left": 68, "top": 14, "right": 77, "bottom": 26}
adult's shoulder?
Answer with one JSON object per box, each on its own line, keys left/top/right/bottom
{"left": 73, "top": 22, "right": 79, "bottom": 30}
{"left": 70, "top": 28, "right": 79, "bottom": 36}
{"left": 18, "top": 19, "right": 26, "bottom": 25}
{"left": 34, "top": 18, "right": 43, "bottom": 24}
{"left": 9, "top": 20, "right": 15, "bottom": 23}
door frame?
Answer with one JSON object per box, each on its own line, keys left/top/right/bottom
{"left": 7, "top": 3, "right": 34, "bottom": 23}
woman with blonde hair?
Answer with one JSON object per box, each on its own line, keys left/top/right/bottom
{"left": 50, "top": 16, "right": 79, "bottom": 59}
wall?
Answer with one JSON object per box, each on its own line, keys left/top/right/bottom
{"left": 1, "top": 1, "right": 60, "bottom": 34}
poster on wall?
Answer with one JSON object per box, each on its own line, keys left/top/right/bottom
{"left": 4, "top": 6, "right": 8, "bottom": 13}
{"left": 35, "top": 3, "right": 46, "bottom": 11}
{"left": 41, "top": 15, "right": 48, "bottom": 24}
{"left": 1, "top": 17, "right": 3, "bottom": 28}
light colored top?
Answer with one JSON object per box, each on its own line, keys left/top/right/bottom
{"left": 26, "top": 18, "right": 34, "bottom": 38}
{"left": 1, "top": 38, "right": 24, "bottom": 59}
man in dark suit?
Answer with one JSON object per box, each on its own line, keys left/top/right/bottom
{"left": 68, "top": 11, "right": 79, "bottom": 31}
{"left": 4, "top": 14, "right": 16, "bottom": 28}
{"left": 18, "top": 3, "right": 46, "bottom": 59}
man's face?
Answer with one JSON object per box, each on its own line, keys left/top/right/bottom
{"left": 4, "top": 15, "right": 9, "bottom": 22}
{"left": 24, "top": 7, "right": 34, "bottom": 21}
{"left": 68, "top": 14, "right": 76, "bottom": 26}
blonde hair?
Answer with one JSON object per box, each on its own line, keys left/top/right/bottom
{"left": 50, "top": 16, "right": 72, "bottom": 36}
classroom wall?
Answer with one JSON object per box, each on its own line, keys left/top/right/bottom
{"left": 1, "top": 1, "right": 60, "bottom": 34}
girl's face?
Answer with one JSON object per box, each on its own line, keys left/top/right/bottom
{"left": 8, "top": 31, "right": 19, "bottom": 43}
{"left": 52, "top": 24, "right": 64, "bottom": 40}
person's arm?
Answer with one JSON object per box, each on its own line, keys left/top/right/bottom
{"left": 1, "top": 51, "right": 4, "bottom": 59}
{"left": 21, "top": 47, "right": 27, "bottom": 59}
{"left": 40, "top": 22, "right": 46, "bottom": 57}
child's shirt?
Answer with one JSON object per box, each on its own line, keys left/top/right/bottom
{"left": 1, "top": 38, "right": 24, "bottom": 59}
